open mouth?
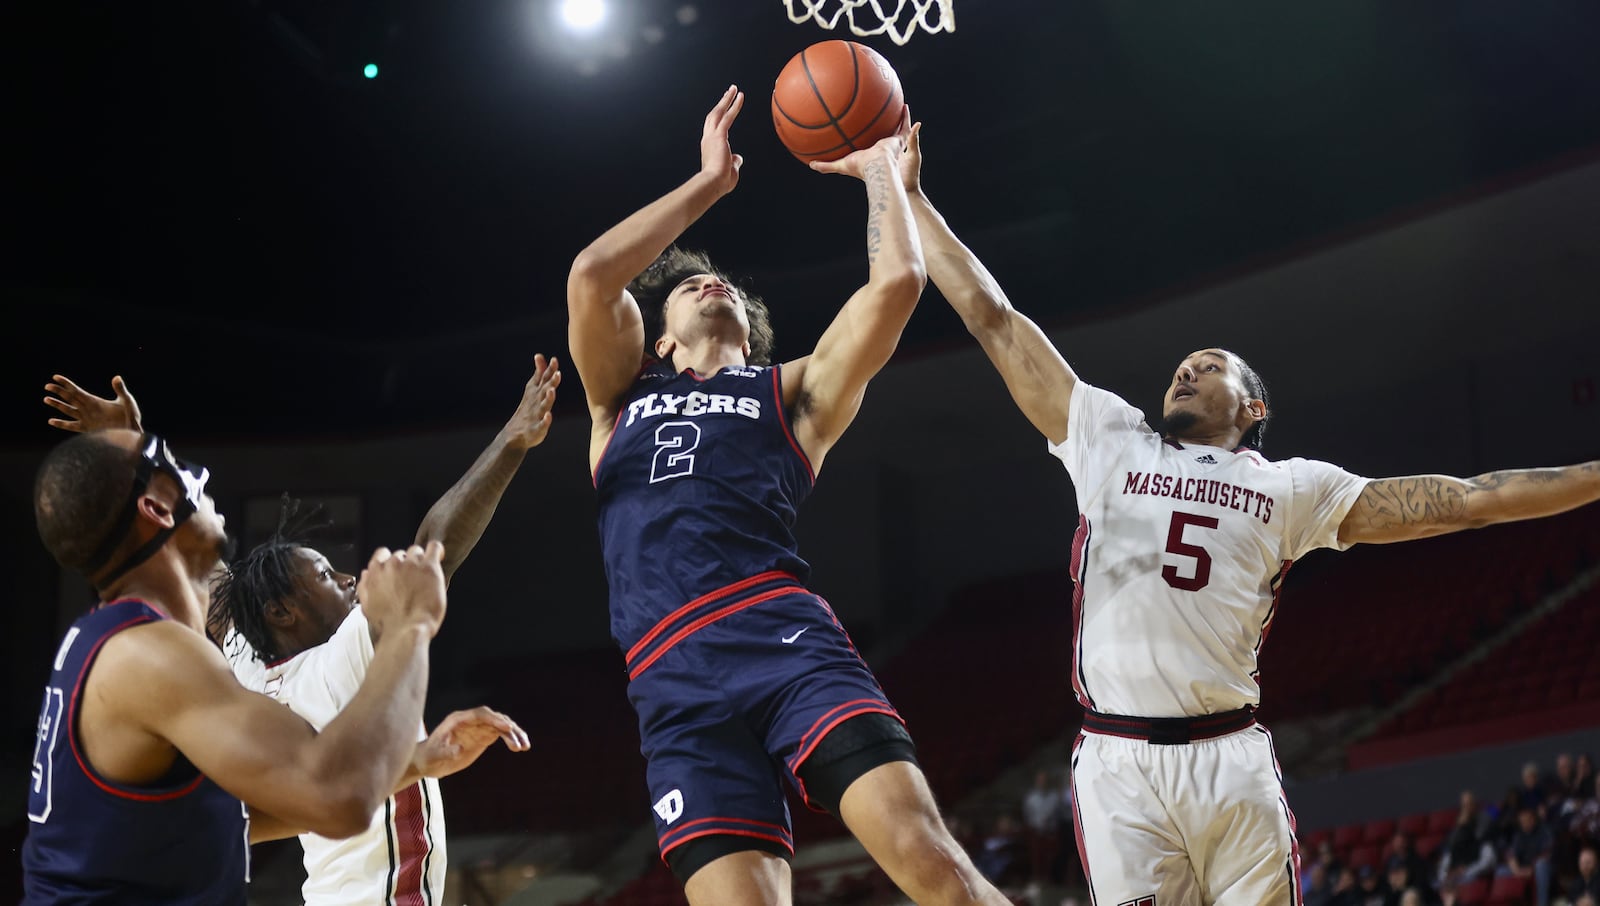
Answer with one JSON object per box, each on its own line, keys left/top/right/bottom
{"left": 1173, "top": 386, "right": 1196, "bottom": 402}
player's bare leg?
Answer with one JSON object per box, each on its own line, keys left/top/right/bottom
{"left": 838, "top": 761, "right": 1009, "bottom": 905}
{"left": 683, "top": 850, "right": 791, "bottom": 906}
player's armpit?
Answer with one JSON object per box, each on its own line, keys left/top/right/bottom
{"left": 1338, "top": 461, "right": 1600, "bottom": 545}
{"left": 108, "top": 621, "right": 414, "bottom": 840}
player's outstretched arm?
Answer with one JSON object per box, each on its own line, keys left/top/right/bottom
{"left": 1338, "top": 460, "right": 1600, "bottom": 545}
{"left": 109, "top": 544, "right": 447, "bottom": 839}
{"left": 415, "top": 354, "right": 561, "bottom": 582}
{"left": 249, "top": 705, "right": 531, "bottom": 843}
{"left": 567, "top": 85, "right": 745, "bottom": 414}
{"left": 792, "top": 117, "right": 926, "bottom": 466}
{"left": 899, "top": 128, "right": 1078, "bottom": 445}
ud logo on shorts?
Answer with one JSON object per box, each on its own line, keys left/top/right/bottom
{"left": 652, "top": 789, "right": 684, "bottom": 824}
{"left": 1117, "top": 898, "right": 1156, "bottom": 906}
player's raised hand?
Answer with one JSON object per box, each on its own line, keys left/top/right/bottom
{"left": 356, "top": 542, "right": 449, "bottom": 638}
{"left": 895, "top": 119, "right": 924, "bottom": 195}
{"left": 808, "top": 107, "right": 912, "bottom": 181}
{"left": 700, "top": 84, "right": 745, "bottom": 195}
{"left": 44, "top": 374, "right": 144, "bottom": 433}
{"left": 504, "top": 354, "right": 562, "bottom": 450}
{"left": 413, "top": 706, "right": 530, "bottom": 779}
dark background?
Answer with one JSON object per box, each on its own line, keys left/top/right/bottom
{"left": 9, "top": 0, "right": 1600, "bottom": 442}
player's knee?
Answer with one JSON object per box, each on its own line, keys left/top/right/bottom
{"left": 878, "top": 821, "right": 988, "bottom": 903}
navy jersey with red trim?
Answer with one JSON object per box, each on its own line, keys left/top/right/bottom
{"left": 23, "top": 599, "right": 248, "bottom": 905}
{"left": 595, "top": 361, "right": 815, "bottom": 650}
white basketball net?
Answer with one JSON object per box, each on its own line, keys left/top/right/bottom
{"left": 783, "top": 0, "right": 955, "bottom": 45}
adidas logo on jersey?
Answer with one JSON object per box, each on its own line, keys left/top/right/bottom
{"left": 724, "top": 366, "right": 760, "bottom": 377}
{"left": 1195, "top": 454, "right": 1217, "bottom": 464}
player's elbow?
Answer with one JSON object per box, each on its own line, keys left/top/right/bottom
{"left": 566, "top": 249, "right": 615, "bottom": 308}
{"left": 871, "top": 262, "right": 926, "bottom": 305}
{"left": 308, "top": 793, "right": 381, "bottom": 839}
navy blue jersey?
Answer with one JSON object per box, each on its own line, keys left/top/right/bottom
{"left": 595, "top": 361, "right": 815, "bottom": 650}
{"left": 23, "top": 599, "right": 248, "bottom": 905}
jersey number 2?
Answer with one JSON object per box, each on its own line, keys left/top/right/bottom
{"left": 1162, "top": 511, "right": 1219, "bottom": 591}
{"left": 650, "top": 421, "right": 702, "bottom": 484}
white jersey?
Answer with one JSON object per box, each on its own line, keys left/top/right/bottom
{"left": 1050, "top": 382, "right": 1369, "bottom": 718}
{"left": 224, "top": 610, "right": 446, "bottom": 906}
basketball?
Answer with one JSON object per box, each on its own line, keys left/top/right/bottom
{"left": 771, "top": 40, "right": 906, "bottom": 164}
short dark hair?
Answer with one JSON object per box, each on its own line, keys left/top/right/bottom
{"left": 207, "top": 497, "right": 328, "bottom": 662}
{"left": 629, "top": 247, "right": 775, "bottom": 366}
{"left": 34, "top": 432, "right": 139, "bottom": 575}
{"left": 1226, "top": 350, "right": 1270, "bottom": 451}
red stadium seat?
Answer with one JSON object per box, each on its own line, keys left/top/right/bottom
{"left": 1455, "top": 878, "right": 1491, "bottom": 905}
{"left": 1415, "top": 831, "right": 1445, "bottom": 860}
{"left": 1332, "top": 823, "right": 1364, "bottom": 850}
{"left": 1303, "top": 828, "right": 1331, "bottom": 850}
{"left": 1486, "top": 874, "right": 1530, "bottom": 905}
{"left": 1427, "top": 807, "right": 1459, "bottom": 834}
{"left": 1362, "top": 817, "right": 1395, "bottom": 845}
{"left": 1346, "top": 845, "right": 1380, "bottom": 872}
{"left": 1396, "top": 812, "right": 1428, "bottom": 837}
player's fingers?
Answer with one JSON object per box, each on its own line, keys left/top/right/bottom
{"left": 723, "top": 90, "right": 745, "bottom": 128}
{"left": 50, "top": 375, "right": 88, "bottom": 398}
{"left": 46, "top": 418, "right": 84, "bottom": 433}
{"left": 705, "top": 85, "right": 735, "bottom": 127}
{"left": 809, "top": 159, "right": 845, "bottom": 175}
{"left": 908, "top": 121, "right": 923, "bottom": 154}
{"left": 43, "top": 396, "right": 77, "bottom": 415}
{"left": 369, "top": 547, "right": 394, "bottom": 566}
{"left": 421, "top": 540, "right": 446, "bottom": 563}
{"left": 731, "top": 153, "right": 744, "bottom": 173}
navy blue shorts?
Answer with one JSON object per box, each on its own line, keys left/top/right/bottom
{"left": 624, "top": 572, "right": 903, "bottom": 862}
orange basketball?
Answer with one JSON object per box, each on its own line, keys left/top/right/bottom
{"left": 771, "top": 40, "right": 906, "bottom": 164}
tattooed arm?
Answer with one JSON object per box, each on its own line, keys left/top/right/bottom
{"left": 786, "top": 121, "right": 925, "bottom": 471}
{"left": 1338, "top": 460, "right": 1600, "bottom": 545}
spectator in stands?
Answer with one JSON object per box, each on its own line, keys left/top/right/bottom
{"left": 1492, "top": 785, "right": 1528, "bottom": 850}
{"left": 1313, "top": 837, "right": 1345, "bottom": 882}
{"left": 1386, "top": 832, "right": 1429, "bottom": 886}
{"left": 1571, "top": 846, "right": 1600, "bottom": 905}
{"left": 1438, "top": 790, "right": 1497, "bottom": 888}
{"left": 1327, "top": 866, "right": 1362, "bottom": 906}
{"left": 1501, "top": 805, "right": 1554, "bottom": 906}
{"left": 1521, "top": 762, "right": 1550, "bottom": 816}
{"left": 1396, "top": 888, "right": 1426, "bottom": 906}
{"left": 1021, "top": 769, "right": 1063, "bottom": 888}
{"left": 974, "top": 814, "right": 1026, "bottom": 887}
{"left": 1304, "top": 861, "right": 1335, "bottom": 906}
{"left": 1436, "top": 878, "right": 1461, "bottom": 906}
{"left": 1575, "top": 754, "right": 1597, "bottom": 799}
{"left": 1355, "top": 863, "right": 1392, "bottom": 906}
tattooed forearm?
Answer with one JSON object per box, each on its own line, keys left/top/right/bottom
{"left": 1345, "top": 460, "right": 1600, "bottom": 543}
{"left": 863, "top": 158, "right": 889, "bottom": 266}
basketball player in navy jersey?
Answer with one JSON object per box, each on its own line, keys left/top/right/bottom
{"left": 566, "top": 87, "right": 1008, "bottom": 905}
{"left": 896, "top": 127, "right": 1600, "bottom": 905}
{"left": 41, "top": 368, "right": 541, "bottom": 905}
{"left": 23, "top": 427, "right": 459, "bottom": 903}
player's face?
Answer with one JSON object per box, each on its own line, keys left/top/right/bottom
{"left": 1161, "top": 349, "right": 1248, "bottom": 434}
{"left": 664, "top": 273, "right": 751, "bottom": 347}
{"left": 286, "top": 547, "right": 358, "bottom": 646}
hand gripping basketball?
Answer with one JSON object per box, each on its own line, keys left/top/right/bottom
{"left": 808, "top": 107, "right": 913, "bottom": 180}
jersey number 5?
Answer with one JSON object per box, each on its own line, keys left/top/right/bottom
{"left": 650, "top": 421, "right": 702, "bottom": 484}
{"left": 1163, "top": 511, "right": 1219, "bottom": 591}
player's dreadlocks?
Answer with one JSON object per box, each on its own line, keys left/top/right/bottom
{"left": 630, "top": 246, "right": 775, "bottom": 366}
{"left": 207, "top": 496, "right": 332, "bottom": 662}
{"left": 1229, "top": 351, "right": 1271, "bottom": 451}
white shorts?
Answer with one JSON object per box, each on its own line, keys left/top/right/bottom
{"left": 1069, "top": 724, "right": 1301, "bottom": 906}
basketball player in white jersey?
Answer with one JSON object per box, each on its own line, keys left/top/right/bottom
{"left": 891, "top": 128, "right": 1600, "bottom": 904}
{"left": 44, "top": 363, "right": 555, "bottom": 904}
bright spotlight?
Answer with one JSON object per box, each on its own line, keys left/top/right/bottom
{"left": 560, "top": 0, "right": 607, "bottom": 32}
